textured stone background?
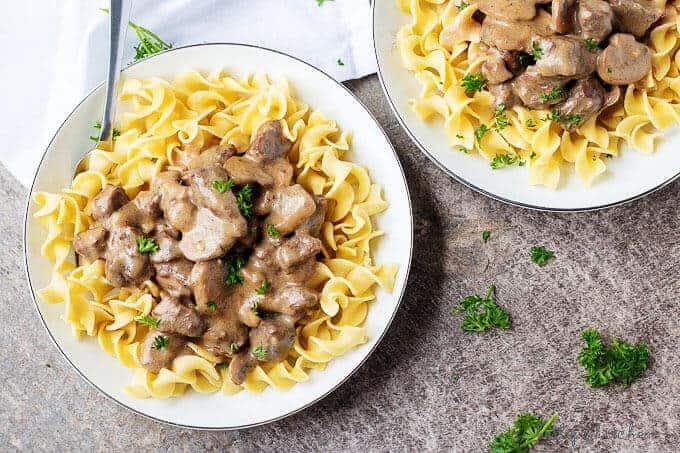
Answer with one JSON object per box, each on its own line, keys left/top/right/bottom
{"left": 1, "top": 76, "right": 679, "bottom": 452}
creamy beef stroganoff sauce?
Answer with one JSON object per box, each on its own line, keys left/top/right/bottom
{"left": 33, "top": 71, "right": 398, "bottom": 397}
{"left": 397, "top": 0, "right": 680, "bottom": 188}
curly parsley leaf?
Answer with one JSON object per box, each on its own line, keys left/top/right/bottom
{"left": 490, "top": 153, "right": 523, "bottom": 170}
{"left": 255, "top": 280, "right": 271, "bottom": 295}
{"left": 225, "top": 254, "right": 246, "bottom": 285}
{"left": 461, "top": 72, "right": 487, "bottom": 94}
{"left": 489, "top": 412, "right": 558, "bottom": 453}
{"left": 266, "top": 224, "right": 281, "bottom": 239}
{"left": 453, "top": 284, "right": 511, "bottom": 332}
{"left": 494, "top": 104, "right": 509, "bottom": 132}
{"left": 136, "top": 315, "right": 160, "bottom": 327}
{"left": 216, "top": 362, "right": 229, "bottom": 370}
{"left": 457, "top": 1, "right": 469, "bottom": 9}
{"left": 482, "top": 230, "right": 491, "bottom": 243}
{"left": 337, "top": 58, "right": 345, "bottom": 66}
{"left": 475, "top": 124, "right": 490, "bottom": 142}
{"left": 136, "top": 236, "right": 159, "bottom": 254}
{"left": 90, "top": 120, "right": 120, "bottom": 141}
{"left": 578, "top": 328, "right": 649, "bottom": 387}
{"left": 212, "top": 177, "right": 235, "bottom": 193}
{"left": 207, "top": 301, "right": 216, "bottom": 311}
{"left": 252, "top": 346, "right": 267, "bottom": 360}
{"left": 530, "top": 41, "right": 543, "bottom": 60}
{"left": 584, "top": 38, "right": 599, "bottom": 51}
{"left": 100, "top": 8, "right": 171, "bottom": 62}
{"left": 530, "top": 246, "right": 555, "bottom": 266}
{"left": 151, "top": 335, "right": 169, "bottom": 350}
{"left": 538, "top": 86, "right": 564, "bottom": 103}
{"left": 235, "top": 184, "right": 253, "bottom": 218}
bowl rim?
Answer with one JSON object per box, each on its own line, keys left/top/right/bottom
{"left": 371, "top": 0, "right": 680, "bottom": 213}
{"left": 22, "top": 42, "right": 414, "bottom": 430}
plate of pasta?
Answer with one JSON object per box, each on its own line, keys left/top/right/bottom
{"left": 24, "top": 43, "right": 412, "bottom": 428}
{"left": 375, "top": 0, "right": 680, "bottom": 211}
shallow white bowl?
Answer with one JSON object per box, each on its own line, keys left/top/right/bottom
{"left": 23, "top": 44, "right": 413, "bottom": 429}
{"left": 373, "top": 0, "right": 680, "bottom": 211}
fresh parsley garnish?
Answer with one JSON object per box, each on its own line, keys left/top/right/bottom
{"left": 90, "top": 120, "right": 120, "bottom": 141}
{"left": 561, "top": 113, "right": 583, "bottom": 127}
{"left": 538, "top": 86, "right": 564, "bottom": 103}
{"left": 250, "top": 302, "right": 259, "bottom": 315}
{"left": 216, "top": 362, "right": 229, "bottom": 370}
{"left": 526, "top": 118, "right": 537, "bottom": 128}
{"left": 584, "top": 38, "right": 599, "bottom": 51}
{"left": 136, "top": 236, "right": 159, "bottom": 254}
{"left": 489, "top": 412, "right": 559, "bottom": 453}
{"left": 252, "top": 346, "right": 267, "bottom": 360}
{"left": 453, "top": 284, "right": 511, "bottom": 332}
{"left": 136, "top": 315, "right": 160, "bottom": 327}
{"left": 529, "top": 151, "right": 537, "bottom": 159}
{"left": 456, "top": 133, "right": 464, "bottom": 139}
{"left": 482, "top": 230, "right": 491, "bottom": 243}
{"left": 212, "top": 177, "right": 235, "bottom": 193}
{"left": 266, "top": 224, "right": 281, "bottom": 238}
{"left": 457, "top": 1, "right": 469, "bottom": 9}
{"left": 230, "top": 342, "right": 240, "bottom": 352}
{"left": 337, "top": 58, "right": 345, "bottom": 66}
{"left": 151, "top": 335, "right": 169, "bottom": 350}
{"left": 235, "top": 184, "right": 253, "bottom": 218}
{"left": 461, "top": 73, "right": 487, "bottom": 94}
{"left": 474, "top": 124, "right": 490, "bottom": 142}
{"left": 607, "top": 65, "right": 613, "bottom": 74}
{"left": 578, "top": 329, "right": 649, "bottom": 387}
{"left": 255, "top": 280, "right": 271, "bottom": 295}
{"left": 207, "top": 301, "right": 216, "bottom": 311}
{"left": 490, "top": 153, "right": 521, "bottom": 170}
{"left": 100, "top": 8, "right": 172, "bottom": 62}
{"left": 456, "top": 145, "right": 470, "bottom": 154}
{"left": 494, "top": 104, "right": 510, "bottom": 131}
{"left": 543, "top": 110, "right": 562, "bottom": 122}
{"left": 516, "top": 52, "right": 533, "bottom": 66}
{"left": 530, "top": 41, "right": 543, "bottom": 59}
{"left": 530, "top": 246, "right": 555, "bottom": 266}
{"left": 225, "top": 255, "right": 246, "bottom": 285}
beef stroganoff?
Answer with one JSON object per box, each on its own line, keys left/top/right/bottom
{"left": 397, "top": 0, "right": 680, "bottom": 188}
{"left": 33, "top": 71, "right": 397, "bottom": 398}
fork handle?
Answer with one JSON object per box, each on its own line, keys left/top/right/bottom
{"left": 99, "top": 0, "right": 132, "bottom": 141}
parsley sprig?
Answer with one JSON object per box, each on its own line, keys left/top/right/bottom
{"left": 530, "top": 41, "right": 543, "bottom": 60}
{"left": 90, "top": 120, "right": 120, "bottom": 141}
{"left": 461, "top": 73, "right": 487, "bottom": 94}
{"left": 490, "top": 153, "right": 524, "bottom": 170}
{"left": 530, "top": 246, "right": 555, "bottom": 266}
{"left": 489, "top": 412, "right": 559, "bottom": 453}
{"left": 453, "top": 284, "right": 511, "bottom": 332}
{"left": 212, "top": 177, "right": 235, "bottom": 193}
{"left": 136, "top": 315, "right": 160, "bottom": 327}
{"left": 578, "top": 329, "right": 649, "bottom": 387}
{"left": 584, "top": 38, "right": 599, "bottom": 51}
{"left": 235, "top": 184, "right": 253, "bottom": 218}
{"left": 136, "top": 236, "right": 159, "bottom": 254}
{"left": 255, "top": 280, "right": 271, "bottom": 295}
{"left": 151, "top": 335, "right": 169, "bottom": 350}
{"left": 266, "top": 224, "right": 281, "bottom": 238}
{"left": 100, "top": 8, "right": 172, "bottom": 62}
{"left": 252, "top": 346, "right": 267, "bottom": 360}
{"left": 494, "top": 104, "right": 509, "bottom": 132}
{"left": 538, "top": 86, "right": 564, "bottom": 103}
{"left": 225, "top": 255, "right": 246, "bottom": 285}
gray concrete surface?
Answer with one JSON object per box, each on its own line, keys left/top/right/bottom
{"left": 1, "top": 75, "right": 679, "bottom": 452}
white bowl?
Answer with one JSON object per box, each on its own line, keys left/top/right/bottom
{"left": 23, "top": 43, "right": 413, "bottom": 429}
{"left": 373, "top": 0, "right": 680, "bottom": 211}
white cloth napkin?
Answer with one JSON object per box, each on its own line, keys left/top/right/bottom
{"left": 0, "top": 0, "right": 376, "bottom": 187}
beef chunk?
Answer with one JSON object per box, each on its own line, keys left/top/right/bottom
{"left": 264, "top": 286, "right": 319, "bottom": 320}
{"left": 190, "top": 260, "right": 228, "bottom": 311}
{"left": 511, "top": 67, "right": 569, "bottom": 109}
{"left": 74, "top": 227, "right": 108, "bottom": 263}
{"left": 298, "top": 196, "right": 328, "bottom": 238}
{"left": 265, "top": 185, "right": 316, "bottom": 235}
{"left": 224, "top": 156, "right": 275, "bottom": 187}
{"left": 597, "top": 33, "right": 652, "bottom": 84}
{"left": 482, "top": 47, "right": 514, "bottom": 84}
{"left": 133, "top": 190, "right": 163, "bottom": 220}
{"left": 607, "top": 0, "right": 664, "bottom": 38}
{"left": 533, "top": 35, "right": 598, "bottom": 77}
{"left": 152, "top": 296, "right": 205, "bottom": 337}
{"left": 476, "top": 0, "right": 549, "bottom": 22}
{"left": 552, "top": 0, "right": 577, "bottom": 34}
{"left": 105, "top": 225, "right": 154, "bottom": 287}
{"left": 246, "top": 120, "right": 293, "bottom": 162}
{"left": 481, "top": 10, "right": 552, "bottom": 51}
{"left": 578, "top": 0, "right": 614, "bottom": 42}
{"left": 90, "top": 185, "right": 128, "bottom": 222}
{"left": 488, "top": 83, "right": 520, "bottom": 109}
{"left": 149, "top": 225, "right": 183, "bottom": 263}
{"left": 153, "top": 171, "right": 195, "bottom": 231}
{"left": 187, "top": 144, "right": 236, "bottom": 169}
{"left": 247, "top": 316, "right": 296, "bottom": 363}
{"left": 276, "top": 232, "right": 322, "bottom": 269}
{"left": 153, "top": 259, "right": 194, "bottom": 300}
{"left": 228, "top": 352, "right": 256, "bottom": 385}
{"left": 556, "top": 78, "right": 607, "bottom": 130}
{"left": 200, "top": 315, "right": 249, "bottom": 358}
{"left": 140, "top": 331, "right": 187, "bottom": 374}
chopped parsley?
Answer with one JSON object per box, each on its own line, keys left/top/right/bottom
{"left": 607, "top": 65, "right": 613, "bottom": 74}
{"left": 90, "top": 120, "right": 120, "bottom": 141}
{"left": 489, "top": 412, "right": 559, "bottom": 453}
{"left": 136, "top": 315, "right": 160, "bottom": 328}
{"left": 482, "top": 230, "right": 491, "bottom": 243}
{"left": 252, "top": 346, "right": 267, "bottom": 360}
{"left": 461, "top": 72, "right": 487, "bottom": 94}
{"left": 457, "top": 1, "right": 469, "bottom": 9}
{"left": 456, "top": 145, "right": 471, "bottom": 154}
{"left": 516, "top": 52, "right": 533, "bottom": 66}
{"left": 216, "top": 362, "right": 229, "bottom": 370}
{"left": 230, "top": 342, "right": 240, "bottom": 352}
{"left": 538, "top": 86, "right": 564, "bottom": 103}
{"left": 526, "top": 118, "right": 537, "bottom": 128}
{"left": 530, "top": 245, "right": 555, "bottom": 266}
{"left": 453, "top": 284, "right": 511, "bottom": 332}
{"left": 474, "top": 124, "right": 490, "bottom": 142}
{"left": 529, "top": 151, "right": 537, "bottom": 159}
{"left": 225, "top": 255, "right": 246, "bottom": 285}
{"left": 207, "top": 301, "right": 216, "bottom": 311}
{"left": 494, "top": 104, "right": 509, "bottom": 131}
{"left": 251, "top": 302, "right": 259, "bottom": 315}
{"left": 578, "top": 329, "right": 649, "bottom": 387}
{"left": 337, "top": 58, "right": 345, "bottom": 66}
{"left": 456, "top": 133, "right": 464, "bottom": 139}
{"left": 543, "top": 110, "right": 562, "bottom": 122}
{"left": 562, "top": 113, "right": 583, "bottom": 127}
{"left": 255, "top": 280, "right": 271, "bottom": 295}
{"left": 136, "top": 236, "right": 159, "bottom": 254}
{"left": 235, "top": 184, "right": 253, "bottom": 218}
{"left": 100, "top": 8, "right": 172, "bottom": 62}
{"left": 490, "top": 153, "right": 522, "bottom": 170}
{"left": 530, "top": 41, "right": 543, "bottom": 60}
{"left": 151, "top": 335, "right": 169, "bottom": 350}
{"left": 266, "top": 224, "right": 281, "bottom": 239}
{"left": 584, "top": 38, "right": 599, "bottom": 51}
{"left": 212, "top": 177, "right": 235, "bottom": 193}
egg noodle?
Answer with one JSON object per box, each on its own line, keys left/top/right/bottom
{"left": 32, "top": 70, "right": 398, "bottom": 398}
{"left": 396, "top": 0, "right": 680, "bottom": 188}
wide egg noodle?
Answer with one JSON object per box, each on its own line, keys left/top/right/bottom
{"left": 396, "top": 0, "right": 680, "bottom": 188}
{"left": 32, "top": 70, "right": 398, "bottom": 398}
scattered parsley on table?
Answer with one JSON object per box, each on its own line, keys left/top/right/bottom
{"left": 578, "top": 328, "right": 649, "bottom": 387}
{"left": 453, "top": 284, "right": 511, "bottom": 332}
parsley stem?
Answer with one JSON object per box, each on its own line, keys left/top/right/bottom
{"left": 519, "top": 412, "right": 559, "bottom": 449}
